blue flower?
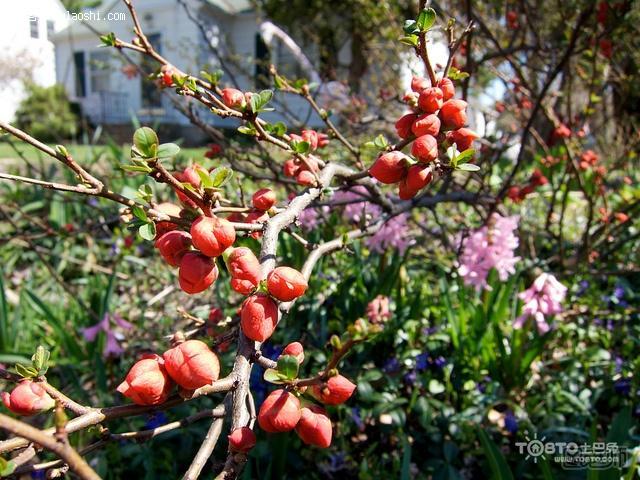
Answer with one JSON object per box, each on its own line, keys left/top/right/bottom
{"left": 504, "top": 411, "right": 518, "bottom": 434}
{"left": 416, "top": 352, "right": 429, "bottom": 371}
{"left": 433, "top": 356, "right": 446, "bottom": 369}
{"left": 382, "top": 357, "right": 401, "bottom": 374}
{"left": 350, "top": 407, "right": 365, "bottom": 430}
{"left": 144, "top": 412, "right": 168, "bottom": 430}
{"left": 404, "top": 370, "right": 417, "bottom": 385}
{"left": 614, "top": 379, "right": 631, "bottom": 396}
{"left": 576, "top": 280, "right": 589, "bottom": 296}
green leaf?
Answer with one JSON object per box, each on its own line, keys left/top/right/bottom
{"left": 250, "top": 89, "right": 274, "bottom": 113}
{"left": 133, "top": 127, "right": 159, "bottom": 158}
{"left": 476, "top": 427, "right": 514, "bottom": 480}
{"left": 99, "top": 32, "right": 116, "bottom": 47}
{"left": 121, "top": 164, "right": 153, "bottom": 173}
{"left": 416, "top": 8, "right": 437, "bottom": 32}
{"left": 448, "top": 67, "right": 470, "bottom": 80}
{"left": 263, "top": 368, "right": 286, "bottom": 384}
{"left": 209, "top": 166, "right": 234, "bottom": 188}
{"left": 455, "top": 148, "right": 475, "bottom": 163}
{"left": 55, "top": 145, "right": 70, "bottom": 157}
{"left": 131, "top": 205, "right": 148, "bottom": 222}
{"left": 457, "top": 163, "right": 480, "bottom": 172}
{"left": 399, "top": 35, "right": 419, "bottom": 47}
{"left": 237, "top": 125, "right": 257, "bottom": 136}
{"left": 0, "top": 457, "right": 16, "bottom": 476}
{"left": 291, "top": 140, "right": 311, "bottom": 154}
{"left": 200, "top": 69, "right": 223, "bottom": 85}
{"left": 31, "top": 345, "right": 50, "bottom": 374}
{"left": 276, "top": 355, "right": 299, "bottom": 380}
{"left": 15, "top": 363, "right": 38, "bottom": 379}
{"left": 157, "top": 143, "right": 180, "bottom": 160}
{"left": 373, "top": 134, "right": 389, "bottom": 149}
{"left": 197, "top": 169, "right": 214, "bottom": 189}
{"left": 403, "top": 20, "right": 419, "bottom": 35}
{"left": 138, "top": 222, "right": 156, "bottom": 241}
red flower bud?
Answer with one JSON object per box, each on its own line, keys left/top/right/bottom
{"left": 160, "top": 65, "right": 175, "bottom": 87}
{"left": 2, "top": 380, "right": 55, "bottom": 416}
{"left": 418, "top": 87, "right": 444, "bottom": 114}
{"left": 311, "top": 374, "right": 356, "bottom": 405}
{"left": 530, "top": 169, "right": 548, "bottom": 187}
{"left": 316, "top": 132, "right": 330, "bottom": 148}
{"left": 155, "top": 202, "right": 182, "bottom": 238}
{"left": 190, "top": 216, "right": 236, "bottom": 257}
{"left": 267, "top": 266, "right": 308, "bottom": 302}
{"left": 369, "top": 151, "right": 409, "bottom": 184}
{"left": 252, "top": 188, "right": 277, "bottom": 211}
{"left": 446, "top": 128, "right": 478, "bottom": 151}
{"left": 258, "top": 389, "right": 301, "bottom": 433}
{"left": 155, "top": 230, "right": 192, "bottom": 267}
{"left": 163, "top": 340, "right": 220, "bottom": 390}
{"left": 228, "top": 427, "right": 256, "bottom": 453}
{"left": 411, "top": 76, "right": 430, "bottom": 93}
{"left": 246, "top": 210, "right": 269, "bottom": 239}
{"left": 117, "top": 354, "right": 173, "bottom": 405}
{"left": 296, "top": 170, "right": 316, "bottom": 186}
{"left": 280, "top": 341, "right": 305, "bottom": 364}
{"left": 411, "top": 114, "right": 441, "bottom": 137}
{"left": 227, "top": 247, "right": 262, "bottom": 294}
{"left": 411, "top": 134, "right": 438, "bottom": 163}
{"left": 178, "top": 252, "right": 219, "bottom": 294}
{"left": 173, "top": 165, "right": 205, "bottom": 207}
{"left": 437, "top": 77, "right": 456, "bottom": 101}
{"left": 439, "top": 99, "right": 468, "bottom": 129}
{"left": 395, "top": 113, "right": 418, "bottom": 139}
{"left": 241, "top": 294, "right": 279, "bottom": 341}
{"left": 295, "top": 405, "right": 332, "bottom": 448}
{"left": 301, "top": 130, "right": 319, "bottom": 150}
{"left": 399, "top": 164, "right": 433, "bottom": 199}
{"left": 283, "top": 158, "right": 301, "bottom": 177}
{"left": 221, "top": 88, "right": 246, "bottom": 109}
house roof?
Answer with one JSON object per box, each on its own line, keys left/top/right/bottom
{"left": 204, "top": 0, "right": 252, "bottom": 15}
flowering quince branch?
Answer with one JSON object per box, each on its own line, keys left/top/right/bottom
{"left": 0, "top": 1, "right": 496, "bottom": 478}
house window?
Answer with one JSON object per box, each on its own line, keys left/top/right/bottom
{"left": 89, "top": 51, "right": 111, "bottom": 93}
{"left": 30, "top": 16, "right": 39, "bottom": 38}
{"left": 255, "top": 33, "right": 270, "bottom": 89}
{"left": 141, "top": 33, "right": 162, "bottom": 108}
{"left": 46, "top": 20, "right": 54, "bottom": 40}
{"left": 274, "top": 39, "right": 304, "bottom": 80}
{"left": 73, "top": 51, "right": 86, "bottom": 97}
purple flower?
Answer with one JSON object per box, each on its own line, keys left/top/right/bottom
{"left": 404, "top": 370, "right": 417, "bottom": 385}
{"left": 433, "top": 356, "right": 446, "bottom": 369}
{"left": 350, "top": 407, "right": 365, "bottom": 430}
{"left": 613, "top": 285, "right": 625, "bottom": 300}
{"left": 504, "top": 411, "right": 518, "bottom": 434}
{"left": 416, "top": 353, "right": 429, "bottom": 371}
{"left": 81, "top": 313, "right": 133, "bottom": 358}
{"left": 513, "top": 273, "right": 567, "bottom": 334}
{"left": 298, "top": 206, "right": 330, "bottom": 231}
{"left": 144, "top": 412, "right": 168, "bottom": 430}
{"left": 457, "top": 214, "right": 520, "bottom": 290}
{"left": 614, "top": 379, "right": 631, "bottom": 396}
{"left": 382, "top": 357, "right": 401, "bottom": 374}
{"left": 365, "top": 214, "right": 414, "bottom": 254}
{"left": 576, "top": 280, "right": 589, "bottom": 296}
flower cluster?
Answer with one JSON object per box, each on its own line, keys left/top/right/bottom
{"left": 513, "top": 273, "right": 567, "bottom": 334}
{"left": 507, "top": 169, "right": 548, "bottom": 203}
{"left": 257, "top": 343, "right": 356, "bottom": 448}
{"left": 369, "top": 75, "right": 478, "bottom": 199}
{"left": 282, "top": 129, "right": 329, "bottom": 185}
{"left": 117, "top": 340, "right": 220, "bottom": 405}
{"left": 457, "top": 214, "right": 520, "bottom": 290}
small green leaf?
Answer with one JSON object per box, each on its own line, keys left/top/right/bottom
{"left": 276, "top": 355, "right": 299, "bottom": 380}
{"left": 454, "top": 148, "right": 475, "bottom": 163}
{"left": 0, "top": 457, "right": 16, "bottom": 476}
{"left": 121, "top": 164, "right": 153, "bottom": 173}
{"left": 157, "top": 143, "right": 180, "bottom": 160}
{"left": 138, "top": 222, "right": 156, "bottom": 241}
{"left": 403, "top": 20, "right": 419, "bottom": 35}
{"left": 133, "top": 127, "right": 159, "bottom": 158}
{"left": 55, "top": 145, "right": 69, "bottom": 157}
{"left": 263, "top": 368, "right": 286, "bottom": 384}
{"left": 15, "top": 363, "right": 38, "bottom": 379}
{"left": 399, "top": 35, "right": 419, "bottom": 47}
{"left": 416, "top": 8, "right": 437, "bottom": 32}
{"left": 457, "top": 163, "right": 480, "bottom": 172}
{"left": 31, "top": 346, "right": 50, "bottom": 374}
{"left": 197, "top": 169, "right": 214, "bottom": 189}
{"left": 200, "top": 69, "right": 223, "bottom": 85}
{"left": 291, "top": 140, "right": 311, "bottom": 154}
{"left": 99, "top": 32, "right": 116, "bottom": 47}
{"left": 373, "top": 134, "right": 389, "bottom": 149}
{"left": 448, "top": 67, "right": 470, "bottom": 80}
{"left": 131, "top": 205, "right": 148, "bottom": 222}
{"left": 209, "top": 166, "right": 234, "bottom": 188}
{"left": 237, "top": 125, "right": 257, "bottom": 136}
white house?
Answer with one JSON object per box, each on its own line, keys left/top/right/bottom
{"left": 52, "top": 0, "right": 332, "bottom": 142}
{"left": 0, "top": 0, "right": 69, "bottom": 122}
